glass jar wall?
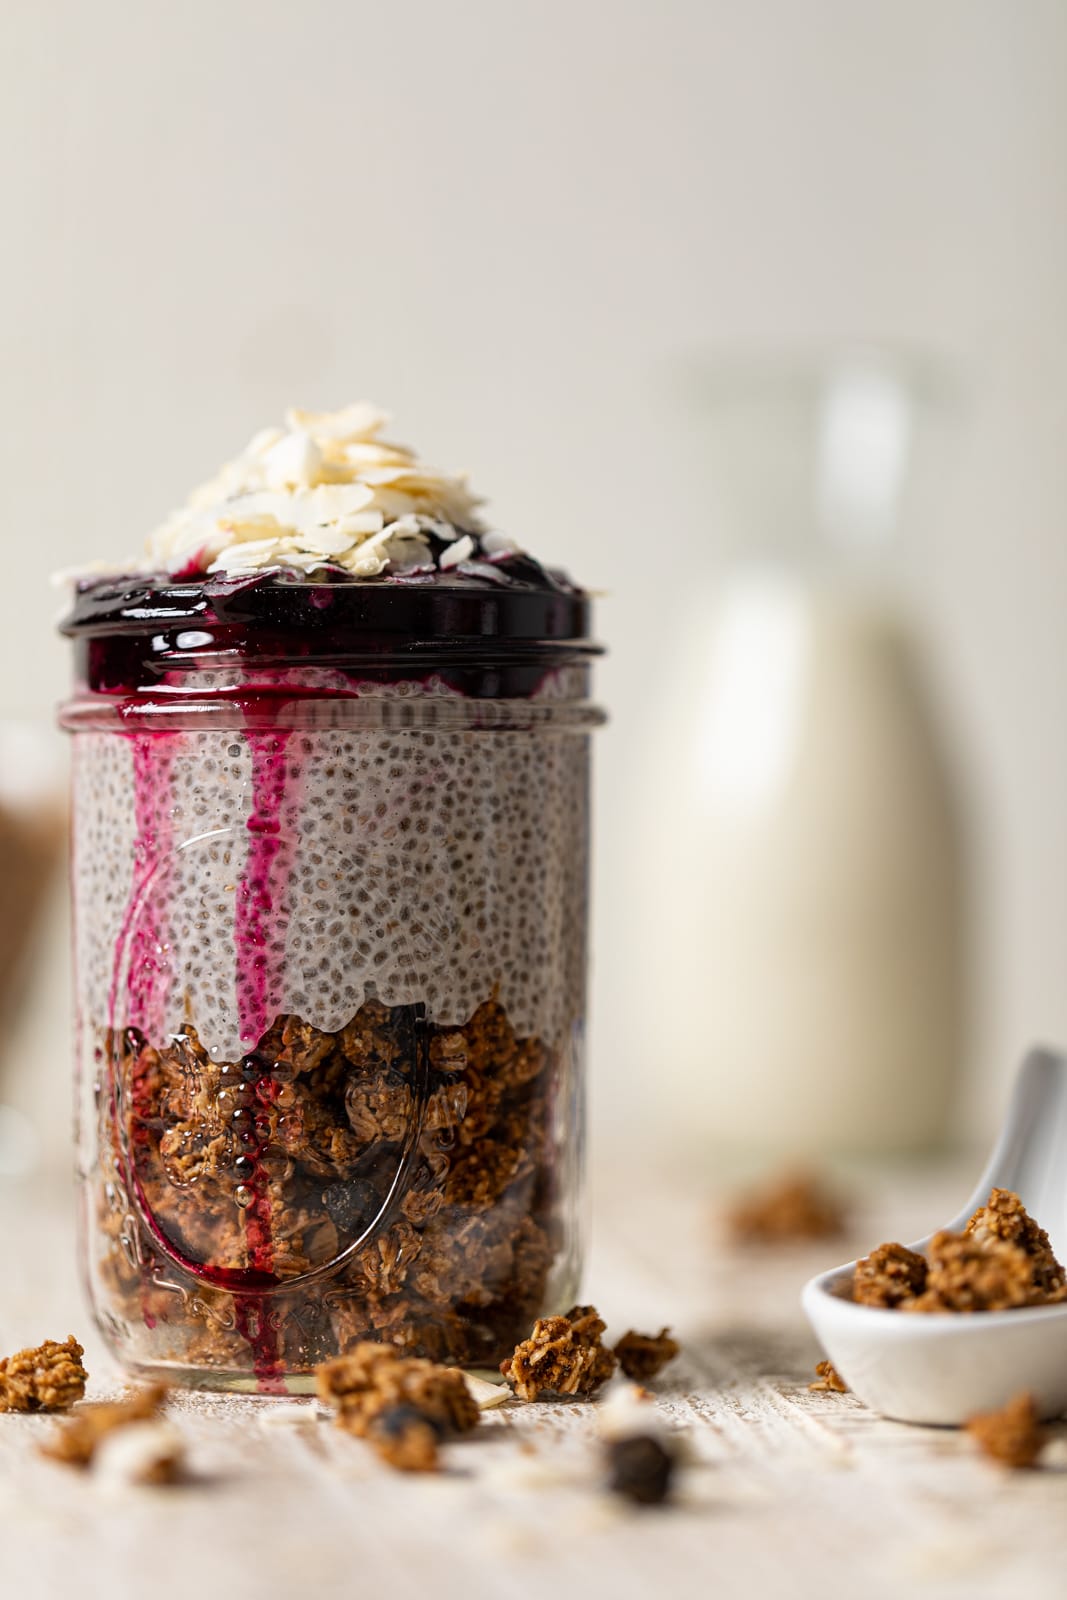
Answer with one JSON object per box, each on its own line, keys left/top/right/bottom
{"left": 60, "top": 579, "right": 601, "bottom": 1392}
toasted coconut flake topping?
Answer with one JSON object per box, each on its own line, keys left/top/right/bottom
{"left": 127, "top": 404, "right": 503, "bottom": 582}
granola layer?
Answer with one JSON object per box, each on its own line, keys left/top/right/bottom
{"left": 88, "top": 996, "right": 573, "bottom": 1379}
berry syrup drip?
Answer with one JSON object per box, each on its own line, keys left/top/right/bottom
{"left": 230, "top": 727, "right": 299, "bottom": 1392}
{"left": 229, "top": 1050, "right": 287, "bottom": 1394}
{"left": 235, "top": 730, "right": 296, "bottom": 1048}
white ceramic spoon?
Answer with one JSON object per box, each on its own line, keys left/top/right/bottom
{"left": 802, "top": 1046, "right": 1067, "bottom": 1424}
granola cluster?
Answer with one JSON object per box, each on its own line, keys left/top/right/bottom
{"left": 809, "top": 1361, "right": 848, "bottom": 1394}
{"left": 92, "top": 995, "right": 561, "bottom": 1375}
{"left": 0, "top": 1337, "right": 87, "bottom": 1414}
{"left": 851, "top": 1190, "right": 1066, "bottom": 1313}
{"left": 317, "top": 1342, "right": 479, "bottom": 1471}
{"left": 500, "top": 1305, "right": 618, "bottom": 1401}
{"left": 967, "top": 1189, "right": 1066, "bottom": 1296}
{"left": 852, "top": 1242, "right": 929, "bottom": 1309}
{"left": 965, "top": 1392, "right": 1046, "bottom": 1469}
{"left": 726, "top": 1170, "right": 845, "bottom": 1243}
{"left": 613, "top": 1328, "right": 680, "bottom": 1383}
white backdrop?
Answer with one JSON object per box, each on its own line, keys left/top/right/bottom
{"left": 2, "top": 0, "right": 1066, "bottom": 1155}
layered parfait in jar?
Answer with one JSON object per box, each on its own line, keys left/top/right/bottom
{"left": 59, "top": 405, "right": 601, "bottom": 1392}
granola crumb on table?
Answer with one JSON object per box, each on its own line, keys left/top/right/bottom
{"left": 850, "top": 1190, "right": 1067, "bottom": 1314}
{"left": 500, "top": 1304, "right": 617, "bottom": 1401}
{"left": 809, "top": 1360, "right": 848, "bottom": 1394}
{"left": 316, "top": 1342, "right": 478, "bottom": 1461}
{"left": 366, "top": 1404, "right": 444, "bottom": 1473}
{"left": 613, "top": 1328, "right": 680, "bottom": 1383}
{"left": 726, "top": 1170, "right": 845, "bottom": 1243}
{"left": 0, "top": 1336, "right": 87, "bottom": 1414}
{"left": 965, "top": 1392, "right": 1046, "bottom": 1469}
{"left": 40, "top": 1384, "right": 170, "bottom": 1469}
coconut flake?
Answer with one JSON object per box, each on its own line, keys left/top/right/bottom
{"left": 80, "top": 403, "right": 508, "bottom": 583}
{"left": 595, "top": 1382, "right": 669, "bottom": 1443}
{"left": 285, "top": 402, "right": 389, "bottom": 441}
{"left": 92, "top": 1422, "right": 185, "bottom": 1488}
{"left": 299, "top": 526, "right": 358, "bottom": 557}
{"left": 460, "top": 1373, "right": 512, "bottom": 1410}
{"left": 481, "top": 530, "right": 520, "bottom": 555}
{"left": 439, "top": 534, "right": 474, "bottom": 570}
{"left": 263, "top": 431, "right": 324, "bottom": 490}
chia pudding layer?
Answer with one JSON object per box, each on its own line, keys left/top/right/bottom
{"left": 59, "top": 407, "right": 601, "bottom": 1388}
{"left": 65, "top": 570, "right": 597, "bottom": 1062}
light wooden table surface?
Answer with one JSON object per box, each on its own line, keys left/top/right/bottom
{"left": 2, "top": 1158, "right": 1066, "bottom": 1600}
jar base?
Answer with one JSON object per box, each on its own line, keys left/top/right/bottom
{"left": 110, "top": 1357, "right": 510, "bottom": 1397}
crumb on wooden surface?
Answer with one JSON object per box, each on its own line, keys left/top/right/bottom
{"left": 40, "top": 1384, "right": 170, "bottom": 1469}
{"left": 809, "top": 1361, "right": 848, "bottom": 1394}
{"left": 726, "top": 1171, "right": 845, "bottom": 1243}
{"left": 965, "top": 1392, "right": 1046, "bottom": 1469}
{"left": 614, "top": 1328, "right": 680, "bottom": 1383}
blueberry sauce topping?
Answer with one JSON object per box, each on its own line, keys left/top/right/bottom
{"left": 60, "top": 559, "right": 596, "bottom": 701}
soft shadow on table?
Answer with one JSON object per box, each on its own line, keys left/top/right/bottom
{"left": 664, "top": 1322, "right": 823, "bottom": 1390}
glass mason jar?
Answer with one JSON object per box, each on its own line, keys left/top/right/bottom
{"left": 60, "top": 576, "right": 602, "bottom": 1392}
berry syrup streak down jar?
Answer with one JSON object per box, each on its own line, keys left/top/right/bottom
{"left": 58, "top": 405, "right": 603, "bottom": 1393}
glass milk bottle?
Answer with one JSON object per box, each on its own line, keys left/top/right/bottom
{"left": 641, "top": 352, "right": 965, "bottom": 1155}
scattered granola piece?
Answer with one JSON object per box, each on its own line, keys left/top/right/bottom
{"left": 726, "top": 1170, "right": 845, "bottom": 1243}
{"left": 367, "top": 1404, "right": 443, "bottom": 1472}
{"left": 965, "top": 1392, "right": 1046, "bottom": 1469}
{"left": 809, "top": 1360, "right": 848, "bottom": 1394}
{"left": 852, "top": 1242, "right": 929, "bottom": 1308}
{"left": 40, "top": 1384, "right": 169, "bottom": 1469}
{"left": 613, "top": 1328, "right": 680, "bottom": 1383}
{"left": 0, "top": 1336, "right": 87, "bottom": 1414}
{"left": 908, "top": 1231, "right": 1037, "bottom": 1313}
{"left": 966, "top": 1189, "right": 1067, "bottom": 1299}
{"left": 92, "top": 1421, "right": 185, "bottom": 1487}
{"left": 315, "top": 1342, "right": 479, "bottom": 1448}
{"left": 605, "top": 1435, "right": 675, "bottom": 1506}
{"left": 500, "top": 1305, "right": 618, "bottom": 1401}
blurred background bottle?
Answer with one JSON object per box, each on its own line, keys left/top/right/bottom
{"left": 0, "top": 722, "right": 66, "bottom": 1180}
{"left": 641, "top": 349, "right": 966, "bottom": 1156}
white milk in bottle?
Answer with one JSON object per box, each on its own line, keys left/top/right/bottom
{"left": 640, "top": 354, "right": 964, "bottom": 1155}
